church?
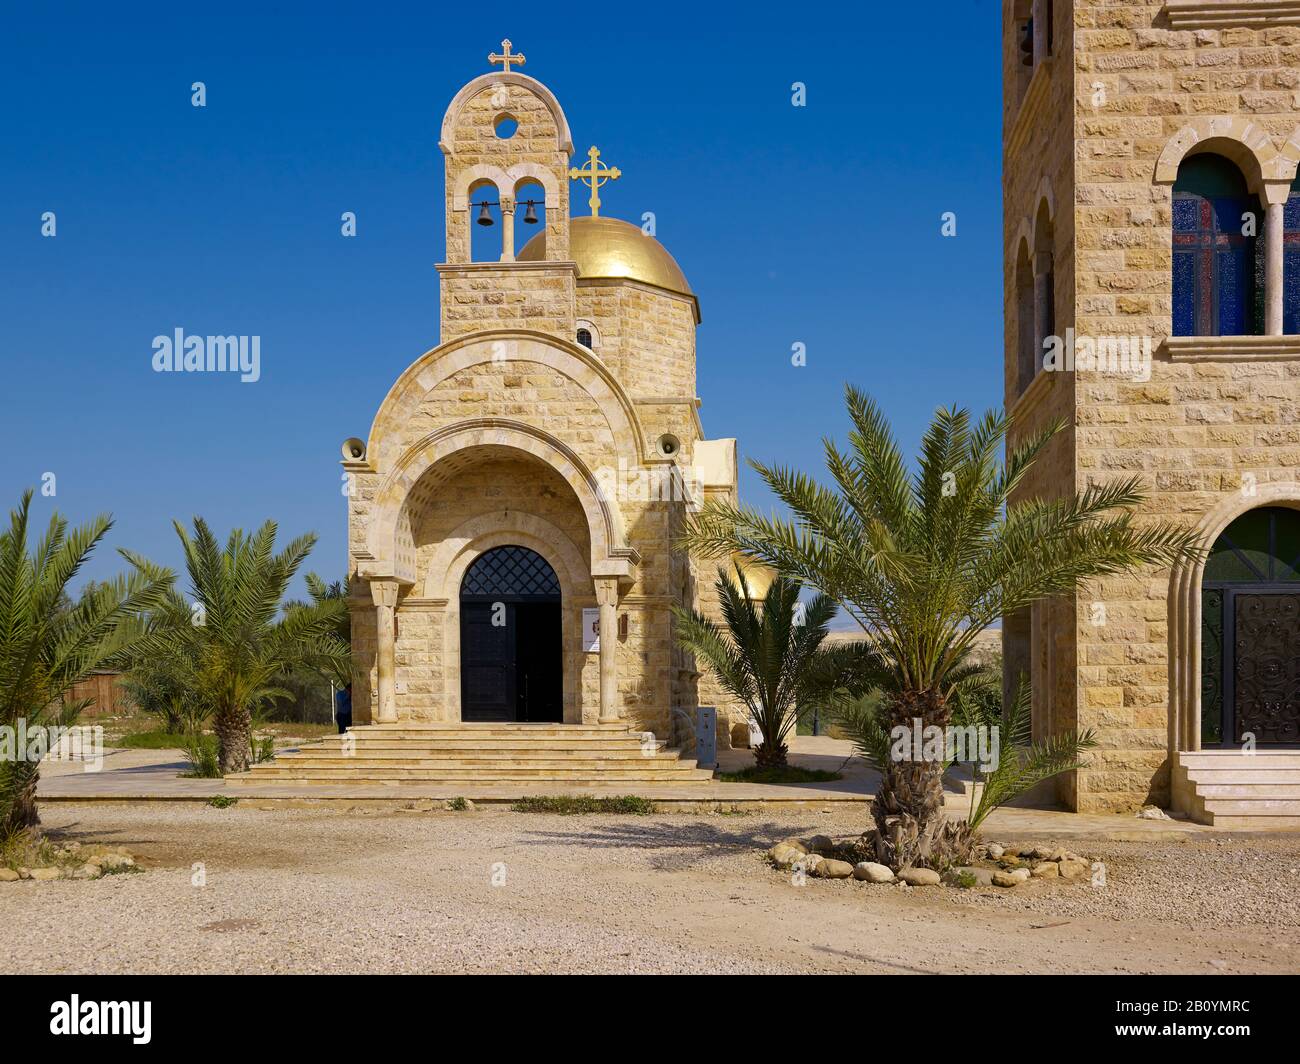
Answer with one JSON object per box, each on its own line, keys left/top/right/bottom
{"left": 282, "top": 42, "right": 750, "bottom": 786}
{"left": 1002, "top": 1, "right": 1300, "bottom": 825}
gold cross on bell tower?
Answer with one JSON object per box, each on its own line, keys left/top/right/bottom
{"left": 488, "top": 39, "right": 526, "bottom": 73}
{"left": 569, "top": 146, "right": 621, "bottom": 217}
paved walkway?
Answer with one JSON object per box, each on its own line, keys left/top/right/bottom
{"left": 32, "top": 735, "right": 1233, "bottom": 836}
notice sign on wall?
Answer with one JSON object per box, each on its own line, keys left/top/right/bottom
{"left": 582, "top": 607, "right": 600, "bottom": 652}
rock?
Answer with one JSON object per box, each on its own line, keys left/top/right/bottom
{"left": 769, "top": 844, "right": 803, "bottom": 869}
{"left": 0, "top": 868, "right": 19, "bottom": 882}
{"left": 1136, "top": 805, "right": 1171, "bottom": 821}
{"left": 779, "top": 838, "right": 808, "bottom": 855}
{"left": 816, "top": 859, "right": 855, "bottom": 879}
{"left": 993, "top": 868, "right": 1031, "bottom": 888}
{"left": 946, "top": 866, "right": 993, "bottom": 887}
{"left": 17, "top": 867, "right": 32, "bottom": 880}
{"left": 1029, "top": 846, "right": 1053, "bottom": 860}
{"left": 1058, "top": 858, "right": 1089, "bottom": 880}
{"left": 799, "top": 854, "right": 824, "bottom": 876}
{"left": 28, "top": 867, "right": 62, "bottom": 881}
{"left": 807, "top": 835, "right": 835, "bottom": 854}
{"left": 898, "top": 867, "right": 941, "bottom": 887}
{"left": 1001, "top": 846, "right": 1021, "bottom": 858}
{"left": 71, "top": 865, "right": 99, "bottom": 880}
{"left": 985, "top": 843, "right": 1005, "bottom": 859}
{"left": 853, "top": 862, "right": 895, "bottom": 883}
{"left": 97, "top": 854, "right": 134, "bottom": 871}
{"left": 1031, "top": 861, "right": 1060, "bottom": 879}
{"left": 997, "top": 856, "right": 1023, "bottom": 869}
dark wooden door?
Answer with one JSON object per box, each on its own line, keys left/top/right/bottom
{"left": 460, "top": 602, "right": 516, "bottom": 722}
{"left": 458, "top": 545, "right": 563, "bottom": 724}
{"left": 515, "top": 602, "right": 562, "bottom": 723}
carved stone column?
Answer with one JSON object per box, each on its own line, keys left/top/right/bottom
{"left": 500, "top": 196, "right": 515, "bottom": 264}
{"left": 1264, "top": 186, "right": 1288, "bottom": 336}
{"left": 595, "top": 577, "right": 620, "bottom": 723}
{"left": 371, "top": 579, "right": 400, "bottom": 724}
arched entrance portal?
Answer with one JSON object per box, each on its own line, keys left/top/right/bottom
{"left": 1201, "top": 506, "right": 1300, "bottom": 746}
{"left": 460, "top": 545, "right": 563, "bottom": 723}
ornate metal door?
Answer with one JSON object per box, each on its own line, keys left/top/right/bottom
{"left": 1230, "top": 591, "right": 1300, "bottom": 745}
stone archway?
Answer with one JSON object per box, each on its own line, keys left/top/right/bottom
{"left": 427, "top": 515, "right": 592, "bottom": 723}
{"left": 1168, "top": 484, "right": 1300, "bottom": 753}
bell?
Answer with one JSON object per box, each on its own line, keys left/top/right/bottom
{"left": 523, "top": 199, "right": 539, "bottom": 225}
{"left": 476, "top": 202, "right": 494, "bottom": 227}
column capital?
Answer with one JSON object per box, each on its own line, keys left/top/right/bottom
{"left": 1262, "top": 183, "right": 1292, "bottom": 209}
{"left": 370, "top": 579, "right": 400, "bottom": 609}
{"left": 594, "top": 576, "right": 620, "bottom": 607}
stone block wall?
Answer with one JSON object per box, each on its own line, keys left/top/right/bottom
{"left": 439, "top": 264, "right": 576, "bottom": 342}
{"left": 576, "top": 281, "right": 697, "bottom": 398}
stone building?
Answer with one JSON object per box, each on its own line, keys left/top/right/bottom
{"left": 1002, "top": 0, "right": 1300, "bottom": 824}
{"left": 316, "top": 44, "right": 747, "bottom": 782}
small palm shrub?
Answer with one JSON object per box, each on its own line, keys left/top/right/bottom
{"left": 133, "top": 519, "right": 350, "bottom": 775}
{"left": 673, "top": 565, "right": 836, "bottom": 768}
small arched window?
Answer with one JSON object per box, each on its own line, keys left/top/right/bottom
{"left": 576, "top": 328, "right": 593, "bottom": 348}
{"left": 1172, "top": 154, "right": 1263, "bottom": 337}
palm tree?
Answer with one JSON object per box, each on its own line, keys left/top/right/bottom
{"left": 138, "top": 519, "right": 351, "bottom": 775}
{"left": 681, "top": 385, "right": 1202, "bottom": 870}
{"left": 673, "top": 564, "right": 836, "bottom": 768}
{"left": 299, "top": 573, "right": 353, "bottom": 688}
{"left": 0, "top": 491, "right": 171, "bottom": 838}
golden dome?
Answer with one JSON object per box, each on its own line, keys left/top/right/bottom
{"left": 518, "top": 216, "right": 696, "bottom": 309}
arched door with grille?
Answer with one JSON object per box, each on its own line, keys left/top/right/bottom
{"left": 1201, "top": 507, "right": 1300, "bottom": 746}
{"left": 460, "top": 545, "right": 563, "bottom": 723}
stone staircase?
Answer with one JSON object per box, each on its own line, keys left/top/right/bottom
{"left": 1172, "top": 750, "right": 1300, "bottom": 827}
{"left": 226, "top": 723, "right": 715, "bottom": 789}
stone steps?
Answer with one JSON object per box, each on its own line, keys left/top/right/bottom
{"left": 230, "top": 768, "right": 715, "bottom": 784}
{"left": 1172, "top": 750, "right": 1300, "bottom": 826}
{"left": 274, "top": 752, "right": 681, "bottom": 766}
{"left": 228, "top": 722, "right": 712, "bottom": 788}
{"left": 293, "top": 739, "right": 668, "bottom": 753}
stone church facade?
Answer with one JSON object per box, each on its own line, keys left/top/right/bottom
{"left": 1003, "top": 0, "right": 1300, "bottom": 822}
{"left": 340, "top": 50, "right": 745, "bottom": 751}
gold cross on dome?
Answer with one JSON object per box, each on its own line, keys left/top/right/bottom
{"left": 569, "top": 146, "right": 621, "bottom": 217}
{"left": 488, "top": 39, "right": 526, "bottom": 73}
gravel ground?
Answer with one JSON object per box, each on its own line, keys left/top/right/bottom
{"left": 2, "top": 804, "right": 1298, "bottom": 974}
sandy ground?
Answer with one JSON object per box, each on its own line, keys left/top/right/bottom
{"left": 2, "top": 804, "right": 1299, "bottom": 974}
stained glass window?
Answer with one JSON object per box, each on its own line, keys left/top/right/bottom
{"left": 1172, "top": 155, "right": 1262, "bottom": 337}
{"left": 1285, "top": 188, "right": 1300, "bottom": 336}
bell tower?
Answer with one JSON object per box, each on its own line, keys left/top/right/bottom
{"left": 436, "top": 40, "right": 577, "bottom": 342}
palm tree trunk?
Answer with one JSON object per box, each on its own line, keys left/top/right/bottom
{"left": 872, "top": 688, "right": 972, "bottom": 871}
{"left": 753, "top": 740, "right": 788, "bottom": 769}
{"left": 213, "top": 704, "right": 251, "bottom": 775}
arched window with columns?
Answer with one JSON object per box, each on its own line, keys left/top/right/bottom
{"left": 1172, "top": 154, "right": 1263, "bottom": 337}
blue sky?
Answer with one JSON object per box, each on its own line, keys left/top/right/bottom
{"left": 0, "top": 2, "right": 1003, "bottom": 594}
